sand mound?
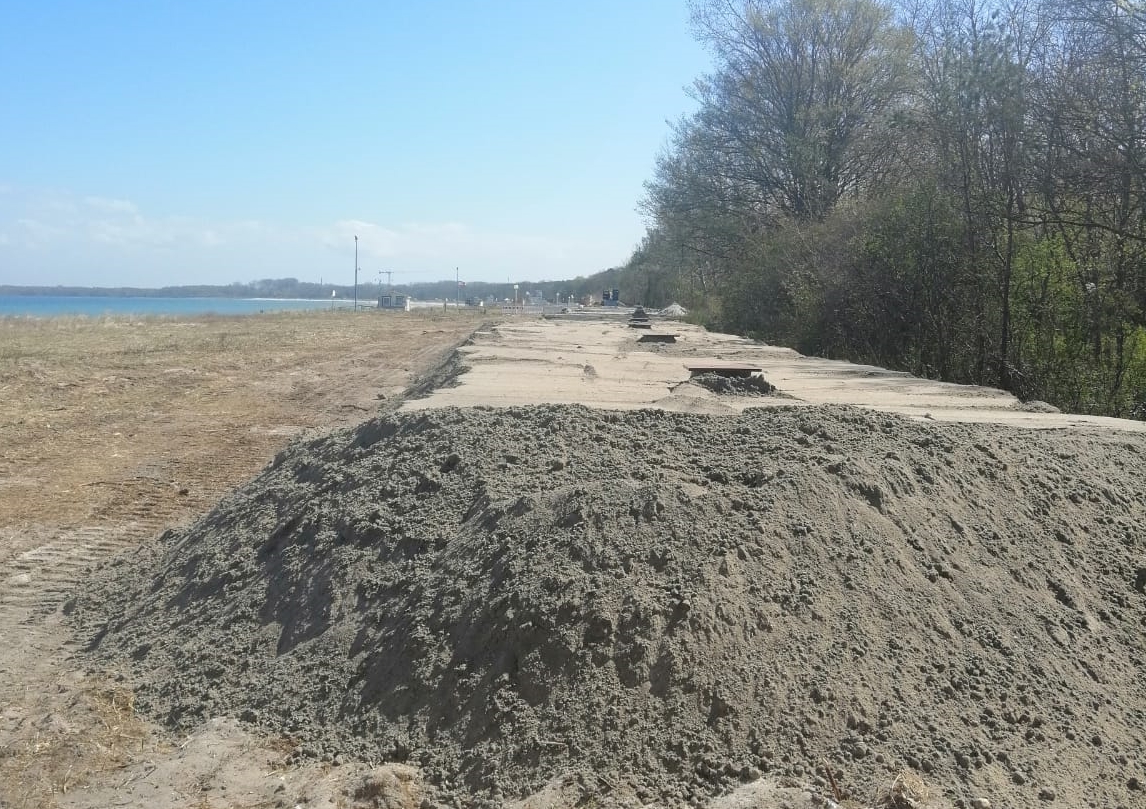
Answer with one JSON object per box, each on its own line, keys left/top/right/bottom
{"left": 690, "top": 372, "right": 777, "bottom": 396}
{"left": 70, "top": 404, "right": 1146, "bottom": 808}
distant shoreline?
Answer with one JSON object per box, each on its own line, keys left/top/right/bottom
{"left": 0, "top": 284, "right": 363, "bottom": 301}
{"left": 0, "top": 293, "right": 361, "bottom": 318}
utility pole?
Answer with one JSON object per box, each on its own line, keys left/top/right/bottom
{"left": 353, "top": 235, "right": 359, "bottom": 312}
{"left": 455, "top": 266, "right": 460, "bottom": 310}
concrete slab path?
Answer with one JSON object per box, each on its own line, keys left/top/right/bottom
{"left": 404, "top": 316, "right": 1146, "bottom": 433}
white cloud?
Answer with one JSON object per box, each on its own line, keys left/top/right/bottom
{"left": 0, "top": 185, "right": 597, "bottom": 286}
{"left": 83, "top": 196, "right": 138, "bottom": 214}
{"left": 14, "top": 217, "right": 67, "bottom": 246}
{"left": 3, "top": 189, "right": 255, "bottom": 253}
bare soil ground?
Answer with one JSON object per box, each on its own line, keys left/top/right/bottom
{"left": 6, "top": 312, "right": 1143, "bottom": 809}
{"left": 0, "top": 309, "right": 481, "bottom": 809}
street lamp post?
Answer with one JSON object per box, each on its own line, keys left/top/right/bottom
{"left": 353, "top": 235, "right": 359, "bottom": 312}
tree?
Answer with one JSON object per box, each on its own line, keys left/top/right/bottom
{"left": 625, "top": 0, "right": 1146, "bottom": 418}
{"left": 689, "top": 0, "right": 914, "bottom": 219}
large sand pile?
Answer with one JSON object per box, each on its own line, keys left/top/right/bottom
{"left": 70, "top": 403, "right": 1146, "bottom": 808}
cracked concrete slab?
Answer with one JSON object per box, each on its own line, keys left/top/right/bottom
{"left": 403, "top": 316, "right": 1146, "bottom": 433}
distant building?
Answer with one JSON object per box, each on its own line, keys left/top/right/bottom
{"left": 377, "top": 294, "right": 411, "bottom": 311}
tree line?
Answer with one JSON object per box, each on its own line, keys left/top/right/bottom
{"left": 627, "top": 0, "right": 1146, "bottom": 419}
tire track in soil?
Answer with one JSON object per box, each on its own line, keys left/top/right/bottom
{"left": 0, "top": 522, "right": 153, "bottom": 711}
{"left": 0, "top": 473, "right": 223, "bottom": 628}
{"left": 0, "top": 527, "right": 132, "bottom": 616}
{"left": 0, "top": 470, "right": 257, "bottom": 713}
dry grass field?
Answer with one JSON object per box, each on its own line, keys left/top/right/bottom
{"left": 0, "top": 309, "right": 481, "bottom": 527}
{"left": 0, "top": 308, "right": 483, "bottom": 809}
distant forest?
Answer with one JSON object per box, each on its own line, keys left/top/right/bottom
{"left": 607, "top": 0, "right": 1146, "bottom": 420}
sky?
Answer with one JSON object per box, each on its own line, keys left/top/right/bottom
{"left": 0, "top": 1, "right": 711, "bottom": 288}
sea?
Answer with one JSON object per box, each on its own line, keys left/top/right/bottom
{"left": 0, "top": 294, "right": 359, "bottom": 318}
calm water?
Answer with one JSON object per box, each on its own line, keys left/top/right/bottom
{"left": 0, "top": 295, "right": 358, "bottom": 317}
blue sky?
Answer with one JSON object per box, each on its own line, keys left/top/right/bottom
{"left": 0, "top": 1, "right": 709, "bottom": 287}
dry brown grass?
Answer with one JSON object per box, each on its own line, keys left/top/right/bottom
{"left": 0, "top": 308, "right": 484, "bottom": 528}
{"left": 0, "top": 683, "right": 150, "bottom": 809}
{"left": 876, "top": 769, "right": 933, "bottom": 808}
